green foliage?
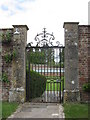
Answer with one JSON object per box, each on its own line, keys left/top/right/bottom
{"left": 1, "top": 73, "right": 9, "bottom": 83}
{"left": 1, "top": 32, "right": 12, "bottom": 43}
{"left": 4, "top": 53, "right": 12, "bottom": 63}
{"left": 26, "top": 70, "right": 46, "bottom": 99}
{"left": 4, "top": 50, "right": 17, "bottom": 63}
{"left": 26, "top": 46, "right": 55, "bottom": 65}
{"left": 83, "top": 83, "right": 90, "bottom": 92}
{"left": 28, "top": 51, "right": 45, "bottom": 64}
{"left": 53, "top": 63, "right": 64, "bottom": 68}
{"left": 12, "top": 50, "right": 17, "bottom": 58}
{"left": 46, "top": 77, "right": 64, "bottom": 91}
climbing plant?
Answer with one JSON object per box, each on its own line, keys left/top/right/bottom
{"left": 1, "top": 32, "right": 12, "bottom": 43}
{"left": 4, "top": 50, "right": 17, "bottom": 63}
{"left": 1, "top": 73, "right": 10, "bottom": 83}
{"left": 83, "top": 83, "right": 90, "bottom": 92}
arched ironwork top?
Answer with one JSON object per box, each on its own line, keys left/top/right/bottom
{"left": 26, "top": 28, "right": 64, "bottom": 49}
{"left": 34, "top": 28, "right": 55, "bottom": 46}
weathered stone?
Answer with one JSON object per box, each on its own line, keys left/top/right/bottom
{"left": 63, "top": 22, "right": 79, "bottom": 93}
{"left": 0, "top": 25, "right": 28, "bottom": 102}
{"left": 64, "top": 23, "right": 90, "bottom": 102}
{"left": 0, "top": 23, "right": 90, "bottom": 103}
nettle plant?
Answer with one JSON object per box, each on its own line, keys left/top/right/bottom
{"left": 1, "top": 32, "right": 12, "bottom": 43}
{"left": 4, "top": 50, "right": 17, "bottom": 63}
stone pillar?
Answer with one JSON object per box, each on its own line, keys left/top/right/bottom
{"left": 0, "top": 29, "right": 2, "bottom": 120}
{"left": 9, "top": 25, "right": 29, "bottom": 102}
{"left": 63, "top": 22, "right": 80, "bottom": 102}
{"left": 88, "top": 27, "right": 90, "bottom": 86}
{"left": 0, "top": 30, "right": 2, "bottom": 102}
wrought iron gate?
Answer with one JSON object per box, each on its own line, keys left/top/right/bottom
{"left": 26, "top": 28, "right": 65, "bottom": 103}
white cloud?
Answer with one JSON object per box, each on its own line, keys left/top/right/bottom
{"left": 0, "top": 0, "right": 89, "bottom": 45}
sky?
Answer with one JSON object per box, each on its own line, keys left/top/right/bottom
{"left": 0, "top": 0, "right": 89, "bottom": 45}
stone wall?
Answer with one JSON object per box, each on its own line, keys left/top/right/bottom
{"left": 64, "top": 22, "right": 90, "bottom": 102}
{"left": 78, "top": 25, "right": 90, "bottom": 102}
{"left": 0, "top": 23, "right": 90, "bottom": 103}
{"left": 0, "top": 25, "right": 29, "bottom": 102}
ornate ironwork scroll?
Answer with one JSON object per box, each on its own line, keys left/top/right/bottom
{"left": 34, "top": 28, "right": 55, "bottom": 46}
{"left": 26, "top": 28, "right": 64, "bottom": 49}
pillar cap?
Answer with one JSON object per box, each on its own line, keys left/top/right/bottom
{"left": 63, "top": 22, "right": 79, "bottom": 28}
{"left": 12, "top": 25, "right": 29, "bottom": 30}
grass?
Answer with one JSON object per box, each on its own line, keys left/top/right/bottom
{"left": 0, "top": 101, "right": 2, "bottom": 120}
{"left": 2, "top": 102, "right": 19, "bottom": 119}
{"left": 46, "top": 77, "right": 64, "bottom": 91}
{"left": 46, "top": 80, "right": 61, "bottom": 91}
{"left": 63, "top": 103, "right": 89, "bottom": 119}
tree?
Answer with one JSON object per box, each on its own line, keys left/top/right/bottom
{"left": 26, "top": 43, "right": 55, "bottom": 66}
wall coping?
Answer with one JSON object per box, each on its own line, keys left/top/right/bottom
{"left": 12, "top": 25, "right": 29, "bottom": 30}
{"left": 0, "top": 28, "right": 13, "bottom": 30}
{"left": 63, "top": 22, "right": 79, "bottom": 28}
{"left": 79, "top": 25, "right": 90, "bottom": 27}
{"left": 0, "top": 25, "right": 29, "bottom": 31}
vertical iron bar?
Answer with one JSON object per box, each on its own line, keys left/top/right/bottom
{"left": 60, "top": 47, "right": 61, "bottom": 103}
{"left": 44, "top": 48, "right": 46, "bottom": 102}
{"left": 35, "top": 63, "right": 36, "bottom": 72}
{"left": 46, "top": 49, "right": 48, "bottom": 102}
{"left": 28, "top": 54, "right": 31, "bottom": 101}
{"left": 56, "top": 48, "right": 58, "bottom": 101}
{"left": 26, "top": 58, "right": 28, "bottom": 101}
{"left": 50, "top": 81, "right": 52, "bottom": 102}
{"left": 54, "top": 80, "right": 55, "bottom": 102}
{"left": 41, "top": 53, "right": 42, "bottom": 75}
{"left": 38, "top": 63, "right": 39, "bottom": 73}
{"left": 26, "top": 50, "right": 27, "bottom": 101}
{"left": 50, "top": 47, "right": 52, "bottom": 102}
{"left": 44, "top": 48, "right": 45, "bottom": 76}
{"left": 35, "top": 48, "right": 36, "bottom": 72}
{"left": 53, "top": 47, "right": 55, "bottom": 102}
{"left": 62, "top": 47, "right": 64, "bottom": 103}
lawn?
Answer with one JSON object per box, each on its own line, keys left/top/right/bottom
{"left": 63, "top": 103, "right": 89, "bottom": 119}
{"left": 46, "top": 77, "right": 64, "bottom": 91}
{"left": 46, "top": 80, "right": 61, "bottom": 91}
{"left": 0, "top": 101, "right": 2, "bottom": 120}
{"left": 2, "top": 102, "right": 19, "bottom": 119}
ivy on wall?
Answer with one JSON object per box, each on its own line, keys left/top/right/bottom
{"left": 83, "top": 83, "right": 90, "bottom": 92}
{"left": 1, "top": 32, "right": 12, "bottom": 43}
{"left": 1, "top": 31, "right": 17, "bottom": 84}
{"left": 4, "top": 50, "right": 17, "bottom": 63}
{"left": 1, "top": 72, "right": 10, "bottom": 83}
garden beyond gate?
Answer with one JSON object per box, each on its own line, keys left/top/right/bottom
{"left": 26, "top": 28, "right": 65, "bottom": 103}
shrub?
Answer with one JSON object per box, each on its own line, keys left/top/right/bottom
{"left": 83, "top": 83, "right": 90, "bottom": 92}
{"left": 26, "top": 70, "right": 46, "bottom": 100}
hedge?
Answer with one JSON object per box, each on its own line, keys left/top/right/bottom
{"left": 26, "top": 70, "right": 46, "bottom": 100}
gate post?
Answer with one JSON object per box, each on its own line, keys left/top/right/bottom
{"left": 63, "top": 22, "right": 80, "bottom": 102}
{"left": 9, "top": 25, "right": 29, "bottom": 102}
